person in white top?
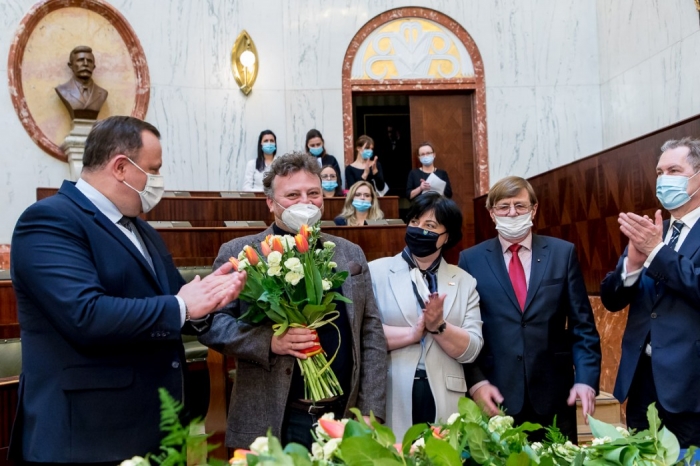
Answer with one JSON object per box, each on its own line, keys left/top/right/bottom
{"left": 601, "top": 137, "right": 700, "bottom": 448}
{"left": 242, "top": 129, "right": 277, "bottom": 191}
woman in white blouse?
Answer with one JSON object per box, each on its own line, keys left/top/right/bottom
{"left": 242, "top": 130, "right": 277, "bottom": 191}
{"left": 369, "top": 193, "right": 483, "bottom": 439}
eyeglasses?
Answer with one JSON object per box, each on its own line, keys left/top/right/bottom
{"left": 419, "top": 152, "right": 435, "bottom": 157}
{"left": 320, "top": 175, "right": 337, "bottom": 180}
{"left": 492, "top": 203, "right": 533, "bottom": 215}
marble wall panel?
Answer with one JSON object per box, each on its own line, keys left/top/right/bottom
{"left": 284, "top": 89, "right": 344, "bottom": 160}
{"left": 533, "top": 0, "right": 599, "bottom": 86}
{"left": 0, "top": 1, "right": 25, "bottom": 73}
{"left": 535, "top": 85, "right": 603, "bottom": 172}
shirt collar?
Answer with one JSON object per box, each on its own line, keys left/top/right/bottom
{"left": 498, "top": 230, "right": 533, "bottom": 253}
{"left": 75, "top": 178, "right": 124, "bottom": 224}
{"left": 672, "top": 203, "right": 700, "bottom": 231}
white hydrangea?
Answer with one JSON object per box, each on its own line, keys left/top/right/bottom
{"left": 446, "top": 413, "right": 460, "bottom": 425}
{"left": 267, "top": 251, "right": 283, "bottom": 267}
{"left": 285, "top": 271, "right": 303, "bottom": 285}
{"left": 323, "top": 241, "right": 336, "bottom": 249}
{"left": 322, "top": 279, "right": 332, "bottom": 291}
{"left": 284, "top": 257, "right": 303, "bottom": 273}
{"left": 250, "top": 436, "right": 269, "bottom": 454}
{"left": 487, "top": 415, "right": 514, "bottom": 435}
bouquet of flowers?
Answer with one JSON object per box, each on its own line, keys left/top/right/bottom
{"left": 228, "top": 223, "right": 351, "bottom": 402}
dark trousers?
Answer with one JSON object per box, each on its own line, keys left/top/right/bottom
{"left": 512, "top": 386, "right": 577, "bottom": 443}
{"left": 281, "top": 403, "right": 345, "bottom": 449}
{"left": 627, "top": 353, "right": 700, "bottom": 448}
{"left": 412, "top": 369, "right": 436, "bottom": 424}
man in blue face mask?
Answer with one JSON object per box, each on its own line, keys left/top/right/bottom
{"left": 601, "top": 137, "right": 700, "bottom": 448}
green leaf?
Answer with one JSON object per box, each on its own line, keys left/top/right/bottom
{"left": 658, "top": 426, "right": 680, "bottom": 465}
{"left": 505, "top": 451, "right": 532, "bottom": 466}
{"left": 402, "top": 423, "right": 428, "bottom": 453}
{"left": 424, "top": 436, "right": 462, "bottom": 466}
{"left": 340, "top": 436, "right": 402, "bottom": 466}
{"left": 602, "top": 446, "right": 626, "bottom": 462}
{"left": 343, "top": 419, "right": 373, "bottom": 439}
{"left": 458, "top": 397, "right": 482, "bottom": 423}
{"left": 372, "top": 420, "right": 396, "bottom": 447}
{"left": 283, "top": 443, "right": 312, "bottom": 466}
{"left": 646, "top": 403, "right": 661, "bottom": 440}
{"left": 463, "top": 423, "right": 491, "bottom": 464}
{"left": 588, "top": 414, "right": 625, "bottom": 440}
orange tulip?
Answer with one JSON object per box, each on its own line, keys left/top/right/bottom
{"left": 319, "top": 418, "right": 345, "bottom": 439}
{"left": 295, "top": 234, "right": 309, "bottom": 253}
{"left": 299, "top": 224, "right": 311, "bottom": 239}
{"left": 228, "top": 257, "right": 240, "bottom": 271}
{"left": 270, "top": 236, "right": 285, "bottom": 254}
{"left": 244, "top": 246, "right": 260, "bottom": 266}
{"left": 230, "top": 449, "right": 255, "bottom": 464}
{"left": 260, "top": 240, "right": 272, "bottom": 257}
{"left": 431, "top": 425, "right": 447, "bottom": 439}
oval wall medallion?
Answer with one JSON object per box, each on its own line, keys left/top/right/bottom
{"left": 7, "top": 0, "right": 150, "bottom": 162}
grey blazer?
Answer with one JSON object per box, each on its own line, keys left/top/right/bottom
{"left": 199, "top": 226, "right": 387, "bottom": 448}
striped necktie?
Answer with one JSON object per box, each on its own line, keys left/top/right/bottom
{"left": 668, "top": 221, "right": 685, "bottom": 251}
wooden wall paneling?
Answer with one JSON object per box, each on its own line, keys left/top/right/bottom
{"left": 0, "top": 282, "right": 18, "bottom": 339}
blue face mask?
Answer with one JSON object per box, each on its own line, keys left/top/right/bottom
{"left": 352, "top": 199, "right": 372, "bottom": 212}
{"left": 261, "top": 143, "right": 276, "bottom": 155}
{"left": 419, "top": 155, "right": 435, "bottom": 166}
{"left": 322, "top": 180, "right": 338, "bottom": 191}
{"left": 361, "top": 149, "right": 373, "bottom": 160}
{"left": 656, "top": 171, "right": 700, "bottom": 210}
{"left": 309, "top": 146, "right": 324, "bottom": 157}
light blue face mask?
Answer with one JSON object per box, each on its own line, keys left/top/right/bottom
{"left": 322, "top": 180, "right": 338, "bottom": 191}
{"left": 656, "top": 171, "right": 700, "bottom": 210}
{"left": 419, "top": 155, "right": 435, "bottom": 166}
{"left": 262, "top": 143, "right": 276, "bottom": 155}
{"left": 352, "top": 199, "right": 372, "bottom": 212}
{"left": 309, "top": 146, "right": 324, "bottom": 157}
{"left": 361, "top": 149, "right": 373, "bottom": 160}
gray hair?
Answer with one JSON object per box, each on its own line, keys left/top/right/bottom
{"left": 262, "top": 151, "right": 322, "bottom": 198}
{"left": 660, "top": 137, "right": 700, "bottom": 172}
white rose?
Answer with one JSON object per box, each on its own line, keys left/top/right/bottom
{"left": 268, "top": 265, "right": 282, "bottom": 277}
{"left": 267, "top": 251, "right": 282, "bottom": 267}
{"left": 250, "top": 436, "right": 269, "bottom": 454}
{"left": 323, "top": 241, "right": 336, "bottom": 249}
{"left": 281, "top": 235, "right": 295, "bottom": 251}
{"left": 311, "top": 442, "right": 324, "bottom": 459}
{"left": 284, "top": 257, "right": 303, "bottom": 273}
{"left": 285, "top": 271, "right": 303, "bottom": 285}
{"left": 410, "top": 437, "right": 425, "bottom": 454}
{"left": 328, "top": 261, "right": 338, "bottom": 269}
{"left": 531, "top": 442, "right": 543, "bottom": 452}
{"left": 322, "top": 279, "right": 332, "bottom": 291}
{"left": 446, "top": 413, "right": 460, "bottom": 425}
{"left": 238, "top": 259, "right": 249, "bottom": 271}
{"left": 322, "top": 438, "right": 342, "bottom": 459}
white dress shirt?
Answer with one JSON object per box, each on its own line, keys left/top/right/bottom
{"left": 242, "top": 159, "right": 271, "bottom": 191}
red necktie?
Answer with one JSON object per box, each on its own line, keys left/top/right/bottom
{"left": 508, "top": 244, "right": 527, "bottom": 311}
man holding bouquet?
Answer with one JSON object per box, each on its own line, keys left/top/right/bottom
{"left": 199, "top": 152, "right": 387, "bottom": 449}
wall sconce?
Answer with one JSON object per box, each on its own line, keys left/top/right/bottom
{"left": 231, "top": 30, "right": 258, "bottom": 95}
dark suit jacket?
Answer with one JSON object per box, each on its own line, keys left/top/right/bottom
{"left": 9, "top": 180, "right": 190, "bottom": 463}
{"left": 601, "top": 220, "right": 700, "bottom": 413}
{"left": 458, "top": 234, "right": 601, "bottom": 416}
{"left": 199, "top": 227, "right": 387, "bottom": 448}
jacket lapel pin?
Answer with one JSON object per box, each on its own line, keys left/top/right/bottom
{"left": 448, "top": 282, "right": 456, "bottom": 286}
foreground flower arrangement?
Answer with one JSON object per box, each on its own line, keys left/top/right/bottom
{"left": 228, "top": 223, "right": 351, "bottom": 402}
{"left": 231, "top": 397, "right": 699, "bottom": 466}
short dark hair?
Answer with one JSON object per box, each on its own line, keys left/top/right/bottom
{"left": 256, "top": 129, "right": 277, "bottom": 172}
{"left": 406, "top": 192, "right": 463, "bottom": 250}
{"left": 262, "top": 151, "right": 321, "bottom": 198}
{"left": 82, "top": 116, "right": 160, "bottom": 171}
{"left": 69, "top": 45, "right": 93, "bottom": 63}
{"left": 660, "top": 137, "right": 700, "bottom": 172}
{"left": 321, "top": 163, "right": 343, "bottom": 196}
{"left": 355, "top": 135, "right": 374, "bottom": 152}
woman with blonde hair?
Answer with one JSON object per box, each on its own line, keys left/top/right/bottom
{"left": 334, "top": 181, "right": 384, "bottom": 226}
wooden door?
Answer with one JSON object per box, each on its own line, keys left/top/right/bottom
{"left": 409, "top": 94, "right": 476, "bottom": 262}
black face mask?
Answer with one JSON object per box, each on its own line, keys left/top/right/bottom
{"left": 405, "top": 226, "right": 446, "bottom": 258}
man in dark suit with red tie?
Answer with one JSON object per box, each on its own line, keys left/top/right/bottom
{"left": 601, "top": 137, "right": 700, "bottom": 448}
{"left": 458, "top": 176, "right": 601, "bottom": 441}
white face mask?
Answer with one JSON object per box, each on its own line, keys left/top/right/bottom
{"left": 493, "top": 212, "right": 533, "bottom": 241}
{"left": 275, "top": 201, "right": 322, "bottom": 232}
{"left": 122, "top": 158, "right": 165, "bottom": 213}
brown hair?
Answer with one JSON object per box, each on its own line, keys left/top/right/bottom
{"left": 82, "top": 116, "right": 160, "bottom": 171}
{"left": 354, "top": 135, "right": 374, "bottom": 159}
{"left": 262, "top": 151, "right": 321, "bottom": 198}
{"left": 485, "top": 176, "right": 538, "bottom": 210}
{"left": 339, "top": 180, "right": 384, "bottom": 225}
{"left": 417, "top": 141, "right": 435, "bottom": 155}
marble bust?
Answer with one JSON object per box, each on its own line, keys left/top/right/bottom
{"left": 55, "top": 46, "right": 108, "bottom": 120}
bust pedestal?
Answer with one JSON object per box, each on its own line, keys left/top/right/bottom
{"left": 61, "top": 118, "right": 96, "bottom": 180}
